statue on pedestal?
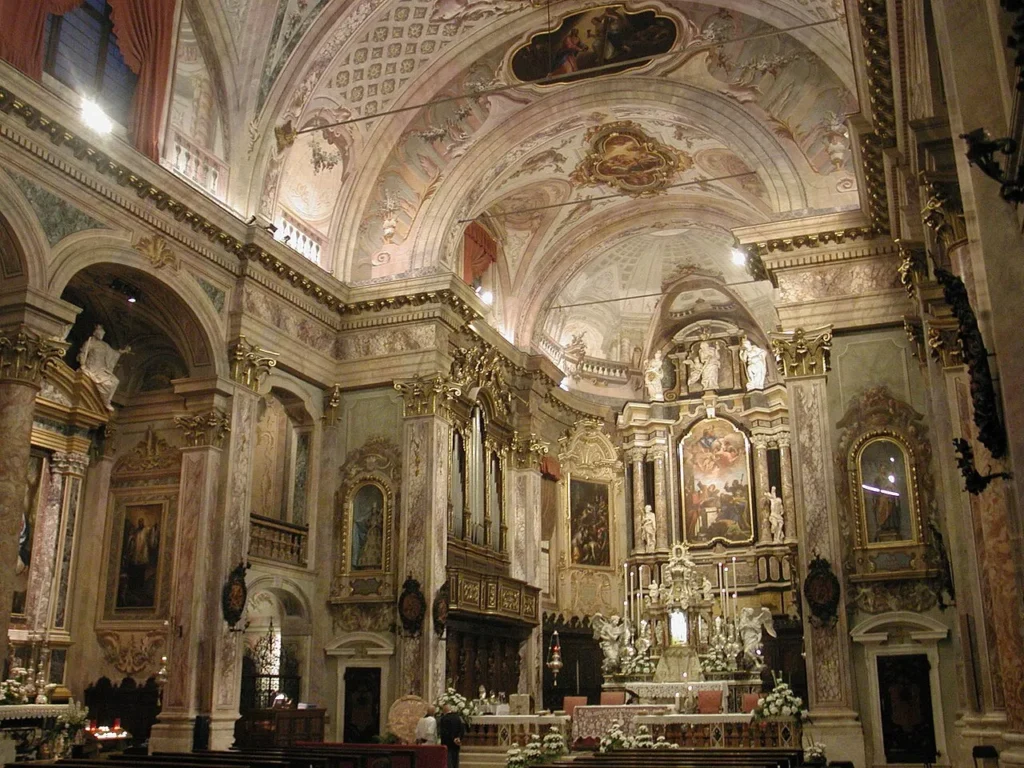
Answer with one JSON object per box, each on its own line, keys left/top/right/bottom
{"left": 78, "top": 325, "right": 131, "bottom": 409}
{"left": 641, "top": 504, "right": 657, "bottom": 552}
{"left": 592, "top": 614, "right": 629, "bottom": 673}
{"left": 737, "top": 607, "right": 776, "bottom": 666}
{"left": 765, "top": 486, "right": 785, "bottom": 542}
{"left": 643, "top": 351, "right": 665, "bottom": 401}
{"left": 686, "top": 341, "right": 721, "bottom": 391}
{"left": 739, "top": 338, "right": 768, "bottom": 391}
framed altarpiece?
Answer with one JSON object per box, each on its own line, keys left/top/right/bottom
{"left": 557, "top": 420, "right": 623, "bottom": 617}
{"left": 331, "top": 438, "right": 400, "bottom": 604}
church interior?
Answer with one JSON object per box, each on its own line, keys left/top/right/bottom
{"left": 0, "top": 0, "right": 1022, "bottom": 766}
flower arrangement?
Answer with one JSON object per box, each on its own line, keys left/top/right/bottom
{"left": 653, "top": 736, "right": 679, "bottom": 750}
{"left": 620, "top": 650, "right": 656, "bottom": 677}
{"left": 700, "top": 645, "right": 732, "bottom": 675}
{"left": 752, "top": 674, "right": 805, "bottom": 721}
{"left": 0, "top": 667, "right": 31, "bottom": 705}
{"left": 505, "top": 746, "right": 526, "bottom": 768}
{"left": 803, "top": 740, "right": 827, "bottom": 764}
{"left": 633, "top": 725, "right": 654, "bottom": 749}
{"left": 435, "top": 688, "right": 478, "bottom": 724}
{"left": 598, "top": 720, "right": 633, "bottom": 752}
{"left": 541, "top": 726, "right": 567, "bottom": 759}
{"left": 49, "top": 700, "right": 89, "bottom": 758}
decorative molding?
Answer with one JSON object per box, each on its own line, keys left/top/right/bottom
{"left": 856, "top": 0, "right": 895, "bottom": 232}
{"left": 921, "top": 178, "right": 967, "bottom": 254}
{"left": 769, "top": 326, "right": 833, "bottom": 378}
{"left": 174, "top": 408, "right": 231, "bottom": 448}
{"left": 510, "top": 431, "right": 548, "bottom": 470}
{"left": 195, "top": 276, "right": 226, "bottom": 314}
{"left": 113, "top": 426, "right": 180, "bottom": 475}
{"left": 934, "top": 269, "right": 1006, "bottom": 458}
{"left": 750, "top": 226, "right": 877, "bottom": 258}
{"left": 394, "top": 376, "right": 462, "bottom": 418}
{"left": 97, "top": 630, "right": 165, "bottom": 676}
{"left": 134, "top": 234, "right": 178, "bottom": 270}
{"left": 228, "top": 336, "right": 278, "bottom": 391}
{"left": 449, "top": 334, "right": 520, "bottom": 420}
{"left": 51, "top": 450, "right": 89, "bottom": 476}
{"left": 903, "top": 316, "right": 926, "bottom": 362}
{"left": 0, "top": 326, "right": 67, "bottom": 387}
{"left": 447, "top": 567, "right": 539, "bottom": 626}
{"left": 925, "top": 319, "right": 962, "bottom": 368}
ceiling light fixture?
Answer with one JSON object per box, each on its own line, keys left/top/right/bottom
{"left": 80, "top": 98, "right": 113, "bottom": 135}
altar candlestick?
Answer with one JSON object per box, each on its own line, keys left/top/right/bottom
{"left": 723, "top": 567, "right": 729, "bottom": 619}
{"left": 732, "top": 556, "right": 739, "bottom": 620}
{"left": 629, "top": 570, "right": 636, "bottom": 631}
{"left": 623, "top": 563, "right": 628, "bottom": 615}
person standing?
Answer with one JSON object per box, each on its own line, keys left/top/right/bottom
{"left": 438, "top": 703, "right": 465, "bottom": 768}
{"left": 415, "top": 705, "right": 438, "bottom": 744}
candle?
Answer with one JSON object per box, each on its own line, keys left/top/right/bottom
{"left": 732, "top": 556, "right": 739, "bottom": 620}
{"left": 723, "top": 567, "right": 729, "bottom": 618}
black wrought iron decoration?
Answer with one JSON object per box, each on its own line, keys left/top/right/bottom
{"left": 953, "top": 438, "right": 1012, "bottom": 495}
{"left": 803, "top": 555, "right": 841, "bottom": 628}
{"left": 222, "top": 560, "right": 251, "bottom": 629}
{"left": 398, "top": 576, "right": 427, "bottom": 637}
{"left": 960, "top": 129, "right": 1024, "bottom": 203}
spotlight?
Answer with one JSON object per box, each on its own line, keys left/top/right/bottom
{"left": 80, "top": 98, "right": 113, "bottom": 135}
{"left": 730, "top": 247, "right": 748, "bottom": 267}
{"left": 110, "top": 277, "right": 140, "bottom": 304}
{"left": 559, "top": 377, "right": 570, "bottom": 391}
{"left": 127, "top": 296, "right": 137, "bottom": 304}
{"left": 480, "top": 290, "right": 494, "bottom": 305}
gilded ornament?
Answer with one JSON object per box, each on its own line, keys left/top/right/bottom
{"left": 228, "top": 336, "right": 278, "bottom": 392}
{"left": 895, "top": 240, "right": 926, "bottom": 299}
{"left": 97, "top": 631, "right": 165, "bottom": 676}
{"left": 322, "top": 384, "right": 342, "bottom": 426}
{"left": 0, "top": 325, "right": 67, "bottom": 386}
{"left": 394, "top": 376, "right": 462, "bottom": 418}
{"left": 134, "top": 234, "right": 178, "bottom": 270}
{"left": 769, "top": 326, "right": 832, "bottom": 378}
{"left": 570, "top": 121, "right": 693, "bottom": 198}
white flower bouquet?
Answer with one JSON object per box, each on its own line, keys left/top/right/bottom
{"left": 522, "top": 734, "right": 544, "bottom": 766}
{"left": 541, "top": 726, "right": 567, "bottom": 759}
{"left": 752, "top": 674, "right": 805, "bottom": 721}
{"left": 804, "top": 741, "right": 827, "bottom": 763}
{"left": 505, "top": 745, "right": 526, "bottom": 768}
{"left": 0, "top": 667, "right": 31, "bottom": 705}
{"left": 700, "top": 645, "right": 732, "bottom": 675}
{"left": 620, "top": 650, "right": 656, "bottom": 677}
{"left": 633, "top": 724, "right": 654, "bottom": 749}
{"left": 598, "top": 719, "right": 634, "bottom": 752}
{"left": 435, "top": 688, "right": 479, "bottom": 724}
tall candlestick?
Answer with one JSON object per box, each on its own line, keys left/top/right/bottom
{"left": 732, "top": 556, "right": 739, "bottom": 620}
{"left": 723, "top": 567, "right": 729, "bottom": 619}
{"left": 629, "top": 570, "right": 635, "bottom": 634}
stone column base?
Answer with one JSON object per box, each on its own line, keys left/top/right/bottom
{"left": 1000, "top": 732, "right": 1024, "bottom": 767}
{"left": 148, "top": 716, "right": 195, "bottom": 753}
{"left": 804, "top": 714, "right": 866, "bottom": 768}
{"left": 209, "top": 713, "right": 239, "bottom": 751}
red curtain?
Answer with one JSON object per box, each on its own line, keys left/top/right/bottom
{"left": 463, "top": 221, "right": 497, "bottom": 284}
{"left": 0, "top": 0, "right": 83, "bottom": 79}
{"left": 109, "top": 0, "right": 176, "bottom": 161}
{"left": 540, "top": 455, "right": 561, "bottom": 481}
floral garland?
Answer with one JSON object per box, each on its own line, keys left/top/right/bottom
{"left": 751, "top": 674, "right": 805, "bottom": 721}
{"left": 434, "top": 688, "right": 478, "bottom": 725}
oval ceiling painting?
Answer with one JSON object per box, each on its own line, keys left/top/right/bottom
{"left": 511, "top": 5, "right": 679, "bottom": 85}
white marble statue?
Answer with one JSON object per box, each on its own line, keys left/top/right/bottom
{"left": 739, "top": 338, "right": 769, "bottom": 391}
{"left": 641, "top": 504, "right": 657, "bottom": 552}
{"left": 643, "top": 350, "right": 665, "bottom": 401}
{"left": 592, "top": 613, "right": 629, "bottom": 673}
{"left": 765, "top": 486, "right": 785, "bottom": 543}
{"left": 737, "top": 607, "right": 777, "bottom": 665}
{"left": 701, "top": 576, "right": 714, "bottom": 603}
{"left": 687, "top": 341, "right": 721, "bottom": 390}
{"left": 563, "top": 332, "right": 587, "bottom": 378}
{"left": 78, "top": 324, "right": 131, "bottom": 409}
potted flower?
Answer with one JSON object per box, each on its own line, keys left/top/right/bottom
{"left": 803, "top": 740, "right": 827, "bottom": 766}
{"left": 751, "top": 674, "right": 805, "bottom": 722}
{"left": 541, "top": 726, "right": 567, "bottom": 759}
{"left": 598, "top": 719, "right": 634, "bottom": 752}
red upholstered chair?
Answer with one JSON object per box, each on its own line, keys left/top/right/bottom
{"left": 697, "top": 689, "right": 724, "bottom": 714}
{"left": 562, "top": 696, "right": 588, "bottom": 717}
{"left": 599, "top": 691, "right": 626, "bottom": 705}
{"left": 741, "top": 693, "right": 761, "bottom": 713}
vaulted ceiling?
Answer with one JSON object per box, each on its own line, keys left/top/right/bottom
{"left": 172, "top": 0, "right": 862, "bottom": 379}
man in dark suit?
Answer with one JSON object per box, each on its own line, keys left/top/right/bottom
{"left": 438, "top": 703, "right": 465, "bottom": 768}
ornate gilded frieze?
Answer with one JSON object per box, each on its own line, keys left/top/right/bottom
{"left": 174, "top": 409, "right": 231, "bottom": 448}
{"left": 0, "top": 325, "right": 67, "bottom": 387}
{"left": 750, "top": 225, "right": 877, "bottom": 258}
{"left": 112, "top": 427, "right": 181, "bottom": 477}
{"left": 449, "top": 335, "right": 519, "bottom": 420}
{"left": 769, "top": 326, "right": 833, "bottom": 378}
{"left": 394, "top": 376, "right": 462, "bottom": 418}
{"left": 228, "top": 336, "right": 278, "bottom": 392}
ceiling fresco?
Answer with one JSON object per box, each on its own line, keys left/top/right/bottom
{"left": 175, "top": 0, "right": 862, "bottom": 372}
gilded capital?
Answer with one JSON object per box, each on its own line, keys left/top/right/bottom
{"left": 921, "top": 179, "right": 967, "bottom": 252}
{"left": 895, "top": 240, "right": 927, "bottom": 300}
{"left": 0, "top": 325, "right": 67, "bottom": 387}
{"left": 926, "top": 320, "right": 963, "bottom": 369}
{"left": 769, "top": 325, "right": 832, "bottom": 379}
{"left": 322, "top": 384, "right": 342, "bottom": 426}
{"left": 52, "top": 451, "right": 90, "bottom": 476}
{"left": 394, "top": 376, "right": 462, "bottom": 418}
{"left": 174, "top": 408, "right": 231, "bottom": 448}
{"left": 228, "top": 336, "right": 278, "bottom": 391}
{"left": 904, "top": 316, "right": 926, "bottom": 361}
{"left": 511, "top": 431, "right": 548, "bottom": 469}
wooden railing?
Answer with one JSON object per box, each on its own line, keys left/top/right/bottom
{"left": 249, "top": 514, "right": 308, "bottom": 566}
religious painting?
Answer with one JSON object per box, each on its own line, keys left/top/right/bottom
{"left": 877, "top": 654, "right": 938, "bottom": 763}
{"left": 568, "top": 478, "right": 611, "bottom": 567}
{"left": 510, "top": 5, "right": 678, "bottom": 84}
{"left": 350, "top": 483, "right": 386, "bottom": 571}
{"left": 570, "top": 121, "right": 693, "bottom": 197}
{"left": 680, "top": 418, "right": 754, "bottom": 546}
{"left": 856, "top": 437, "right": 916, "bottom": 545}
{"left": 116, "top": 502, "right": 164, "bottom": 609}
{"left": 12, "top": 452, "right": 45, "bottom": 616}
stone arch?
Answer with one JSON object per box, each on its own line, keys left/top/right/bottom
{"left": 46, "top": 234, "right": 226, "bottom": 380}
{"left": 0, "top": 173, "right": 54, "bottom": 292}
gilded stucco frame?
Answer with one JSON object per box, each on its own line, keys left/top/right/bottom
{"left": 339, "top": 475, "right": 394, "bottom": 576}
{"left": 851, "top": 432, "right": 923, "bottom": 550}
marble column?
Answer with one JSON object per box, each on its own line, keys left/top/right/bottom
{"left": 777, "top": 435, "right": 798, "bottom": 541}
{"left": 150, "top": 382, "right": 233, "bottom": 753}
{"left": 750, "top": 435, "right": 771, "bottom": 544}
{"left": 770, "top": 326, "right": 864, "bottom": 765}
{"left": 627, "top": 449, "right": 645, "bottom": 555}
{"left": 42, "top": 452, "right": 89, "bottom": 633}
{"left": 0, "top": 326, "right": 65, "bottom": 664}
{"left": 395, "top": 377, "right": 458, "bottom": 702}
{"left": 652, "top": 449, "right": 669, "bottom": 550}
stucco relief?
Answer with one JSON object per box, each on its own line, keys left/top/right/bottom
{"left": 330, "top": 603, "right": 392, "bottom": 633}
{"left": 243, "top": 285, "right": 335, "bottom": 352}
{"left": 97, "top": 630, "right": 165, "bottom": 676}
{"left": 336, "top": 325, "right": 435, "bottom": 360}
{"left": 777, "top": 261, "right": 901, "bottom": 303}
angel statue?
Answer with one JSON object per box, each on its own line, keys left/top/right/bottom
{"left": 737, "top": 606, "right": 777, "bottom": 666}
{"left": 591, "top": 614, "right": 629, "bottom": 673}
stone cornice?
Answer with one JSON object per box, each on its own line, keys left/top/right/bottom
{"left": 762, "top": 238, "right": 900, "bottom": 270}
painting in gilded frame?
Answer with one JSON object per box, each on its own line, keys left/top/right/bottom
{"left": 510, "top": 5, "right": 678, "bottom": 84}
{"left": 350, "top": 483, "right": 386, "bottom": 571}
{"left": 680, "top": 418, "right": 754, "bottom": 546}
{"left": 116, "top": 502, "right": 165, "bottom": 609}
{"left": 855, "top": 436, "right": 917, "bottom": 546}
{"left": 568, "top": 477, "right": 611, "bottom": 567}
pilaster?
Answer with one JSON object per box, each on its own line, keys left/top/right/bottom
{"left": 750, "top": 434, "right": 771, "bottom": 544}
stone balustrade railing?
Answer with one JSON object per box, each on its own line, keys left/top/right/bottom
{"left": 168, "top": 128, "right": 228, "bottom": 201}
{"left": 249, "top": 514, "right": 308, "bottom": 567}
{"left": 463, "top": 715, "right": 570, "bottom": 748}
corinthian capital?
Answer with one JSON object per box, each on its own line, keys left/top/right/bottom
{"left": 174, "top": 408, "right": 231, "bottom": 448}
{"left": 394, "top": 376, "right": 462, "bottom": 418}
{"left": 0, "top": 325, "right": 67, "bottom": 387}
{"left": 52, "top": 451, "right": 89, "bottom": 476}
{"left": 769, "top": 325, "right": 832, "bottom": 379}
{"left": 228, "top": 336, "right": 278, "bottom": 391}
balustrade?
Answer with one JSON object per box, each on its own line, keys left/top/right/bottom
{"left": 249, "top": 514, "right": 308, "bottom": 566}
